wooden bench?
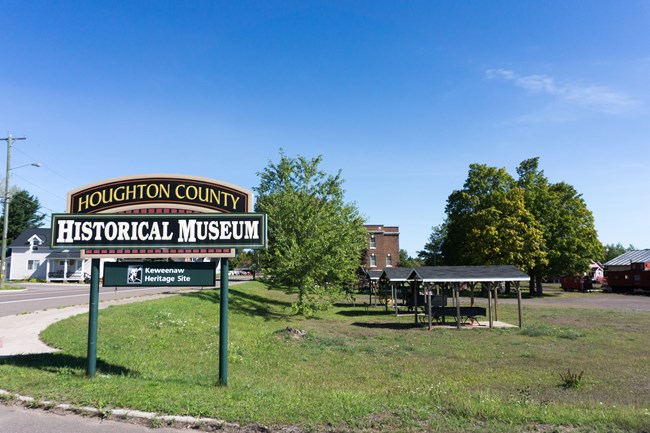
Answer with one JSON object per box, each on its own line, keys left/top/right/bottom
{"left": 431, "top": 306, "right": 487, "bottom": 325}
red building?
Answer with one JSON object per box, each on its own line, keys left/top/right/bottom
{"left": 363, "top": 225, "right": 400, "bottom": 269}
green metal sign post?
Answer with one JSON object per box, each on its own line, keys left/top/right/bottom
{"left": 219, "top": 258, "right": 229, "bottom": 386}
{"left": 86, "top": 258, "right": 100, "bottom": 378}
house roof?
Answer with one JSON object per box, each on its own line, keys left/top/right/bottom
{"left": 604, "top": 249, "right": 650, "bottom": 267}
{"left": 47, "top": 250, "right": 83, "bottom": 259}
{"left": 409, "top": 265, "right": 529, "bottom": 283}
{"left": 10, "top": 227, "right": 50, "bottom": 248}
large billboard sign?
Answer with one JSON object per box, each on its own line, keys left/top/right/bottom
{"left": 51, "top": 213, "right": 267, "bottom": 250}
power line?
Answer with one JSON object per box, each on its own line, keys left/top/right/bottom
{"left": 10, "top": 171, "right": 67, "bottom": 201}
{"left": 11, "top": 146, "right": 79, "bottom": 187}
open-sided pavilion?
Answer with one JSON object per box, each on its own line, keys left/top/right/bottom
{"left": 376, "top": 265, "right": 530, "bottom": 330}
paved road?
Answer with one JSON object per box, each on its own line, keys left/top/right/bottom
{"left": 493, "top": 290, "right": 650, "bottom": 311}
{"left": 0, "top": 404, "right": 190, "bottom": 433}
{"left": 0, "top": 283, "right": 202, "bottom": 317}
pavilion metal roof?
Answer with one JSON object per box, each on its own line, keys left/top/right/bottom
{"left": 603, "top": 250, "right": 650, "bottom": 267}
{"left": 366, "top": 270, "right": 383, "bottom": 281}
{"left": 379, "top": 267, "right": 412, "bottom": 282}
{"left": 408, "top": 265, "right": 529, "bottom": 283}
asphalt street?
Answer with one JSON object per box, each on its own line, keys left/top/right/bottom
{"left": 0, "top": 404, "right": 189, "bottom": 433}
{"left": 0, "top": 282, "right": 204, "bottom": 317}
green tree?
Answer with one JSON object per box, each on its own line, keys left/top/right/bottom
{"left": 2, "top": 189, "right": 46, "bottom": 245}
{"left": 516, "top": 157, "right": 553, "bottom": 295}
{"left": 231, "top": 249, "right": 254, "bottom": 269}
{"left": 516, "top": 158, "right": 603, "bottom": 295}
{"left": 399, "top": 249, "right": 423, "bottom": 267}
{"left": 254, "top": 151, "right": 367, "bottom": 316}
{"left": 603, "top": 243, "right": 636, "bottom": 262}
{"left": 417, "top": 222, "right": 447, "bottom": 266}
{"left": 442, "top": 163, "right": 546, "bottom": 271}
{"left": 543, "top": 182, "right": 604, "bottom": 278}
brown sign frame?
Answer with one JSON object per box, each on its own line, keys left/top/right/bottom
{"left": 64, "top": 174, "right": 254, "bottom": 258}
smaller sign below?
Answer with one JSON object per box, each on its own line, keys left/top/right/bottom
{"left": 103, "top": 261, "right": 216, "bottom": 287}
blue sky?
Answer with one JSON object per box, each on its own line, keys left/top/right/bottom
{"left": 1, "top": 1, "right": 649, "bottom": 256}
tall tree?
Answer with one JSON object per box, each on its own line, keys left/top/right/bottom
{"left": 2, "top": 189, "right": 46, "bottom": 245}
{"left": 442, "top": 163, "right": 546, "bottom": 271}
{"left": 543, "top": 182, "right": 604, "bottom": 276}
{"left": 516, "top": 158, "right": 603, "bottom": 295}
{"left": 254, "top": 151, "right": 367, "bottom": 316}
{"left": 399, "top": 249, "right": 423, "bottom": 268}
{"left": 602, "top": 243, "right": 636, "bottom": 262}
{"left": 516, "top": 157, "right": 553, "bottom": 295}
{"left": 417, "top": 222, "right": 448, "bottom": 266}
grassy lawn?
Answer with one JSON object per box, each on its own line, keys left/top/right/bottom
{"left": 0, "top": 284, "right": 26, "bottom": 291}
{"left": 1, "top": 281, "right": 649, "bottom": 432}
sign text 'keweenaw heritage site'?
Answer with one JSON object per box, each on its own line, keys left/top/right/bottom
{"left": 51, "top": 213, "right": 267, "bottom": 249}
{"left": 103, "top": 262, "right": 216, "bottom": 287}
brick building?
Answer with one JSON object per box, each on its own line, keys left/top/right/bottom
{"left": 363, "top": 225, "right": 400, "bottom": 269}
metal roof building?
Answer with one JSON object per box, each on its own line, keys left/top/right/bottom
{"left": 604, "top": 250, "right": 650, "bottom": 269}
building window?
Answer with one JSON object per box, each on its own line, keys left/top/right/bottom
{"left": 370, "top": 254, "right": 377, "bottom": 267}
{"left": 59, "top": 260, "right": 66, "bottom": 266}
{"left": 27, "top": 260, "right": 40, "bottom": 271}
{"left": 369, "top": 234, "right": 376, "bottom": 248}
{"left": 386, "top": 254, "right": 392, "bottom": 267}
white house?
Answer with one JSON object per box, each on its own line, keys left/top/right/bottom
{"left": 7, "top": 227, "right": 92, "bottom": 282}
{"left": 6, "top": 227, "right": 221, "bottom": 282}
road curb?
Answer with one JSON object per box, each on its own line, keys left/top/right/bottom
{"left": 0, "top": 388, "right": 242, "bottom": 432}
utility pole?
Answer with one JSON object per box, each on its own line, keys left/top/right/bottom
{"left": 0, "top": 133, "right": 27, "bottom": 288}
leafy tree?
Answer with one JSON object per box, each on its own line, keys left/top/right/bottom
{"left": 543, "top": 182, "right": 604, "bottom": 278}
{"left": 516, "top": 157, "right": 554, "bottom": 295}
{"left": 417, "top": 222, "right": 447, "bottom": 266}
{"left": 399, "top": 249, "right": 423, "bottom": 267}
{"left": 231, "top": 249, "right": 255, "bottom": 269}
{"left": 426, "top": 158, "right": 602, "bottom": 297}
{"left": 602, "top": 243, "right": 636, "bottom": 262}
{"left": 1, "top": 189, "right": 46, "bottom": 245}
{"left": 254, "top": 151, "right": 367, "bottom": 316}
{"left": 442, "top": 163, "right": 546, "bottom": 271}
{"left": 516, "top": 158, "right": 603, "bottom": 295}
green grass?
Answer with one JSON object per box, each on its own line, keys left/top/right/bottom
{"left": 0, "top": 284, "right": 25, "bottom": 291}
{"left": 1, "top": 282, "right": 649, "bottom": 432}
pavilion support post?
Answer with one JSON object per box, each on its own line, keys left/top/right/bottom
{"left": 469, "top": 282, "right": 476, "bottom": 306}
{"left": 413, "top": 280, "right": 418, "bottom": 324}
{"left": 454, "top": 283, "right": 461, "bottom": 330}
{"left": 493, "top": 283, "right": 499, "bottom": 322}
{"left": 383, "top": 283, "right": 388, "bottom": 312}
{"left": 516, "top": 281, "right": 523, "bottom": 328}
{"left": 427, "top": 289, "right": 432, "bottom": 330}
{"left": 487, "top": 282, "right": 493, "bottom": 328}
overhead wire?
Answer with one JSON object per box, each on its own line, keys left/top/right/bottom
{"left": 2, "top": 144, "right": 76, "bottom": 227}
